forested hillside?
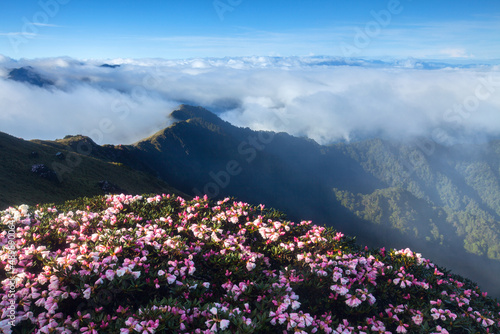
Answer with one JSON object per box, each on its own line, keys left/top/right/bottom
{"left": 333, "top": 139, "right": 500, "bottom": 261}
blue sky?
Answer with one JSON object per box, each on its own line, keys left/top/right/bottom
{"left": 1, "top": 0, "right": 499, "bottom": 60}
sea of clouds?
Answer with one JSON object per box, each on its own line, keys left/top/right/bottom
{"left": 0, "top": 54, "right": 499, "bottom": 145}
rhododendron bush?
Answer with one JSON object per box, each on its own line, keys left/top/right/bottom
{"left": 1, "top": 194, "right": 500, "bottom": 333}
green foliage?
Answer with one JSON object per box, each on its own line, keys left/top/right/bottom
{"left": 334, "top": 139, "right": 500, "bottom": 263}
{"left": 2, "top": 194, "right": 500, "bottom": 333}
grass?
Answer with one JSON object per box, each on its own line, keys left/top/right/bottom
{"left": 0, "top": 131, "right": 184, "bottom": 209}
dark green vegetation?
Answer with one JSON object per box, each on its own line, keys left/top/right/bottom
{"left": 0, "top": 131, "right": 182, "bottom": 209}
{"left": 333, "top": 139, "right": 500, "bottom": 261}
{"left": 2, "top": 105, "right": 500, "bottom": 297}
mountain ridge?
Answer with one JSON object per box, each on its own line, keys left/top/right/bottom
{"left": 2, "top": 104, "right": 500, "bottom": 297}
{"left": 7, "top": 66, "right": 55, "bottom": 87}
{"left": 0, "top": 130, "right": 184, "bottom": 209}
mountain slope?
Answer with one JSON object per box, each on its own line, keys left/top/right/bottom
{"left": 2, "top": 104, "right": 500, "bottom": 297}
{"left": 119, "top": 106, "right": 500, "bottom": 259}
{"left": 108, "top": 106, "right": 500, "bottom": 297}
{"left": 0, "top": 131, "right": 183, "bottom": 209}
{"left": 334, "top": 139, "right": 500, "bottom": 260}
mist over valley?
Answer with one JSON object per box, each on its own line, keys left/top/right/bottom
{"left": 1, "top": 55, "right": 499, "bottom": 146}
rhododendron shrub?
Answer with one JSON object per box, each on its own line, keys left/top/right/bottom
{"left": 1, "top": 194, "right": 499, "bottom": 333}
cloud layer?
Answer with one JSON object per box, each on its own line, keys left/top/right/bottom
{"left": 0, "top": 55, "right": 499, "bottom": 145}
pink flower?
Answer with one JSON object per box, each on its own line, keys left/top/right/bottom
{"left": 345, "top": 294, "right": 362, "bottom": 308}
{"left": 331, "top": 284, "right": 349, "bottom": 296}
{"left": 431, "top": 325, "right": 449, "bottom": 334}
{"left": 396, "top": 323, "right": 409, "bottom": 333}
{"left": 412, "top": 314, "right": 423, "bottom": 325}
{"left": 104, "top": 270, "right": 115, "bottom": 280}
{"left": 480, "top": 316, "right": 495, "bottom": 327}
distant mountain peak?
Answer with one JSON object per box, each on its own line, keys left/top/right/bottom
{"left": 7, "top": 66, "right": 54, "bottom": 87}
{"left": 56, "top": 134, "right": 99, "bottom": 150}
{"left": 169, "top": 105, "right": 224, "bottom": 125}
{"left": 99, "top": 63, "right": 121, "bottom": 68}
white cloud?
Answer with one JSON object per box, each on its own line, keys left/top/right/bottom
{"left": 439, "top": 48, "right": 474, "bottom": 58}
{"left": 0, "top": 56, "right": 499, "bottom": 145}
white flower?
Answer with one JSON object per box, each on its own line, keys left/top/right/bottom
{"left": 220, "top": 319, "right": 230, "bottom": 330}
{"left": 116, "top": 268, "right": 127, "bottom": 277}
{"left": 291, "top": 300, "right": 301, "bottom": 310}
{"left": 246, "top": 261, "right": 256, "bottom": 271}
{"left": 331, "top": 284, "right": 349, "bottom": 296}
{"left": 83, "top": 287, "right": 91, "bottom": 299}
{"left": 19, "top": 204, "right": 29, "bottom": 215}
{"left": 166, "top": 273, "right": 176, "bottom": 284}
